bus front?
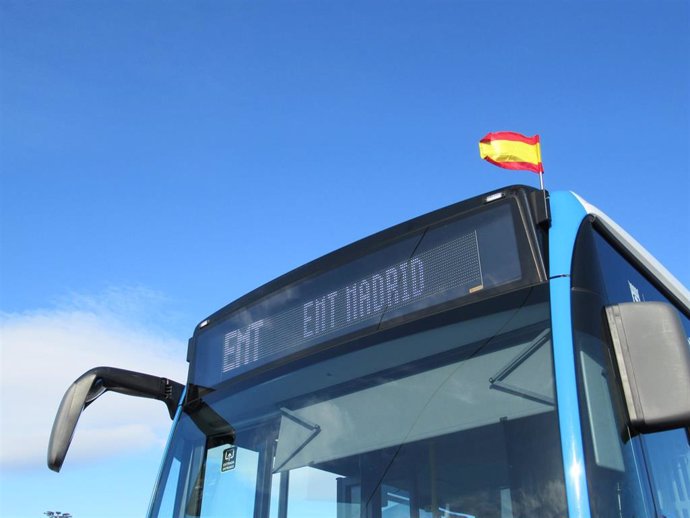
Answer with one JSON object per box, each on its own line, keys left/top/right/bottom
{"left": 148, "top": 186, "right": 566, "bottom": 518}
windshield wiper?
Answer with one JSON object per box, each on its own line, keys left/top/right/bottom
{"left": 273, "top": 407, "right": 321, "bottom": 473}
{"left": 489, "top": 328, "right": 555, "bottom": 405}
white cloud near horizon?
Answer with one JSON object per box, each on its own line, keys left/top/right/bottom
{"left": 0, "top": 287, "right": 189, "bottom": 470}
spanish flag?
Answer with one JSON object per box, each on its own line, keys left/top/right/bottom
{"left": 479, "top": 132, "right": 543, "bottom": 173}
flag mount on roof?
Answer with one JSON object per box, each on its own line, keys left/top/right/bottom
{"left": 479, "top": 132, "right": 543, "bottom": 174}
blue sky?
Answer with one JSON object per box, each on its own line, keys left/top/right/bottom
{"left": 1, "top": 1, "right": 688, "bottom": 516}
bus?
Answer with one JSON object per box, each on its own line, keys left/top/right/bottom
{"left": 48, "top": 185, "right": 690, "bottom": 518}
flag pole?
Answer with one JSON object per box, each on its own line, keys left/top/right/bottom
{"left": 536, "top": 134, "right": 549, "bottom": 224}
{"left": 537, "top": 134, "right": 545, "bottom": 191}
{"left": 538, "top": 167, "right": 550, "bottom": 226}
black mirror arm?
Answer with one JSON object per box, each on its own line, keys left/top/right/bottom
{"left": 48, "top": 367, "right": 184, "bottom": 472}
{"left": 86, "top": 367, "right": 184, "bottom": 419}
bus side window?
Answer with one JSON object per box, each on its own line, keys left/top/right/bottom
{"left": 577, "top": 334, "right": 624, "bottom": 472}
{"left": 642, "top": 430, "right": 690, "bottom": 518}
{"left": 574, "top": 329, "right": 656, "bottom": 518}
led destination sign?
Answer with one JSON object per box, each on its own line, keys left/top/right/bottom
{"left": 222, "top": 231, "right": 482, "bottom": 374}
{"left": 222, "top": 253, "right": 427, "bottom": 374}
{"left": 193, "top": 201, "right": 533, "bottom": 386}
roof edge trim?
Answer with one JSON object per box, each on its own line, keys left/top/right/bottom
{"left": 572, "top": 192, "right": 690, "bottom": 311}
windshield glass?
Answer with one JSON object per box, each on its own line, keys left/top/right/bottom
{"left": 150, "top": 289, "right": 566, "bottom": 518}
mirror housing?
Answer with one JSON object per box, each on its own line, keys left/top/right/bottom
{"left": 605, "top": 302, "right": 690, "bottom": 434}
{"left": 48, "top": 367, "right": 184, "bottom": 472}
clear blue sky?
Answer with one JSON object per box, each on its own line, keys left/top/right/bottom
{"left": 1, "top": 1, "right": 688, "bottom": 517}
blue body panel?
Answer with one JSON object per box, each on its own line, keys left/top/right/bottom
{"left": 548, "top": 191, "right": 591, "bottom": 518}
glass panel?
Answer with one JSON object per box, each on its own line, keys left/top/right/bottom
{"left": 156, "top": 457, "right": 181, "bottom": 517}
{"left": 643, "top": 430, "right": 690, "bottom": 518}
{"left": 285, "top": 466, "right": 339, "bottom": 518}
{"left": 574, "top": 328, "right": 654, "bottom": 518}
{"left": 149, "top": 291, "right": 567, "bottom": 518}
{"left": 381, "top": 485, "right": 412, "bottom": 518}
{"left": 271, "top": 328, "right": 555, "bottom": 473}
{"left": 199, "top": 446, "right": 259, "bottom": 517}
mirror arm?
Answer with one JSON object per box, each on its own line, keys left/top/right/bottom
{"left": 88, "top": 367, "right": 184, "bottom": 418}
{"left": 48, "top": 367, "right": 184, "bottom": 472}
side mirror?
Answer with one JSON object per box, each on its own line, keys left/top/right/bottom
{"left": 605, "top": 302, "right": 690, "bottom": 434}
{"left": 48, "top": 367, "right": 184, "bottom": 472}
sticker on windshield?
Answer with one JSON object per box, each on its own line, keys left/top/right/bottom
{"left": 221, "top": 446, "right": 237, "bottom": 472}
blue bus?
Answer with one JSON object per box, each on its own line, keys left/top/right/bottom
{"left": 48, "top": 185, "right": 690, "bottom": 518}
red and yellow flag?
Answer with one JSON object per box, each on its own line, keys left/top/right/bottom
{"left": 479, "top": 132, "right": 543, "bottom": 173}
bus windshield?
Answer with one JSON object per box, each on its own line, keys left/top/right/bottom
{"left": 149, "top": 286, "right": 567, "bottom": 518}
